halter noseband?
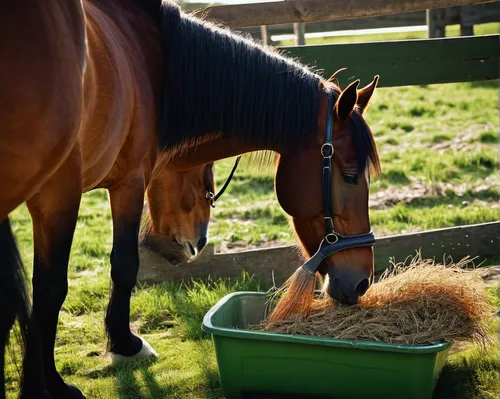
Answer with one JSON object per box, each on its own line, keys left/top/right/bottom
{"left": 301, "top": 92, "right": 375, "bottom": 275}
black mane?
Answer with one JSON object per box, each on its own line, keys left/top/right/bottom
{"left": 157, "top": 1, "right": 322, "bottom": 153}
{"left": 134, "top": 0, "right": 380, "bottom": 172}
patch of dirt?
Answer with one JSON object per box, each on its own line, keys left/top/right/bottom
{"left": 428, "top": 131, "right": 479, "bottom": 152}
{"left": 216, "top": 239, "right": 291, "bottom": 254}
{"left": 369, "top": 178, "right": 499, "bottom": 210}
{"left": 477, "top": 266, "right": 500, "bottom": 287}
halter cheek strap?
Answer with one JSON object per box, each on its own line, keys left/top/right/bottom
{"left": 206, "top": 155, "right": 242, "bottom": 208}
{"left": 302, "top": 92, "right": 375, "bottom": 276}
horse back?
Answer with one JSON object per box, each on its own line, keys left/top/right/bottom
{"left": 0, "top": 0, "right": 87, "bottom": 218}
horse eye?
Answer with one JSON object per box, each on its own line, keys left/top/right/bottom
{"left": 343, "top": 173, "right": 359, "bottom": 185}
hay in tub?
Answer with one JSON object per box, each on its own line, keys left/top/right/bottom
{"left": 253, "top": 255, "right": 495, "bottom": 347}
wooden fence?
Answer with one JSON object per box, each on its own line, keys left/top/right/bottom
{"left": 240, "top": 3, "right": 500, "bottom": 44}
{"left": 138, "top": 0, "right": 500, "bottom": 285}
{"left": 139, "top": 222, "right": 500, "bottom": 285}
{"left": 192, "top": 0, "right": 498, "bottom": 29}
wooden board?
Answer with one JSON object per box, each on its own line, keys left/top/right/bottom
{"left": 194, "top": 0, "right": 498, "bottom": 28}
{"left": 278, "top": 34, "right": 500, "bottom": 87}
{"left": 138, "top": 222, "right": 500, "bottom": 285}
{"left": 240, "top": 4, "right": 500, "bottom": 40}
{"left": 242, "top": 12, "right": 427, "bottom": 39}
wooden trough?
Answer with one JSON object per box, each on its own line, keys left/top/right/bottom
{"left": 138, "top": 221, "right": 500, "bottom": 285}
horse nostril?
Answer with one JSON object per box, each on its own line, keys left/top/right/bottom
{"left": 355, "top": 278, "right": 370, "bottom": 296}
{"left": 197, "top": 236, "right": 207, "bottom": 252}
{"left": 183, "top": 241, "right": 196, "bottom": 257}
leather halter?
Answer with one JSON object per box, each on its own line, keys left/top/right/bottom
{"left": 205, "top": 92, "right": 375, "bottom": 273}
{"left": 301, "top": 92, "right": 375, "bottom": 275}
{"left": 206, "top": 155, "right": 242, "bottom": 208}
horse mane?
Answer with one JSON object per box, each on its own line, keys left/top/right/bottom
{"left": 134, "top": 0, "right": 380, "bottom": 173}
{"left": 156, "top": 1, "right": 323, "bottom": 154}
{"left": 350, "top": 110, "right": 381, "bottom": 175}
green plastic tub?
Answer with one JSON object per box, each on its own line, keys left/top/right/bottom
{"left": 202, "top": 291, "right": 451, "bottom": 399}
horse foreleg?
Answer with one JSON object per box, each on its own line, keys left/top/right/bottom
{"left": 23, "top": 150, "right": 84, "bottom": 399}
{"left": 106, "top": 175, "right": 157, "bottom": 365}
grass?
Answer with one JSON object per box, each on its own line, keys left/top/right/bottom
{"left": 5, "top": 27, "right": 500, "bottom": 398}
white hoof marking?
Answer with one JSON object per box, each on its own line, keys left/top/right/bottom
{"left": 111, "top": 336, "right": 158, "bottom": 366}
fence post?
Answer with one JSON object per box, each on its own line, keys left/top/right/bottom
{"left": 260, "top": 25, "right": 270, "bottom": 45}
{"left": 426, "top": 9, "right": 446, "bottom": 38}
{"left": 460, "top": 6, "right": 475, "bottom": 36}
{"left": 293, "top": 23, "right": 306, "bottom": 45}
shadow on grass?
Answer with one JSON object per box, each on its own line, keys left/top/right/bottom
{"left": 433, "top": 346, "right": 500, "bottom": 399}
{"left": 87, "top": 357, "right": 166, "bottom": 398}
{"left": 466, "top": 80, "right": 498, "bottom": 89}
{"left": 194, "top": 341, "right": 223, "bottom": 399}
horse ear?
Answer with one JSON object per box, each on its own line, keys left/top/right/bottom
{"left": 336, "top": 80, "right": 359, "bottom": 122}
{"left": 357, "top": 75, "right": 379, "bottom": 114}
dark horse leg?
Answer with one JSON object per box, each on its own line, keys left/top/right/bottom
{"left": 22, "top": 150, "right": 84, "bottom": 399}
{"left": 106, "top": 175, "right": 157, "bottom": 364}
{"left": 0, "top": 218, "right": 32, "bottom": 399}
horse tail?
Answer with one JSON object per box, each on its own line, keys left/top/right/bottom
{"left": 0, "top": 217, "right": 30, "bottom": 389}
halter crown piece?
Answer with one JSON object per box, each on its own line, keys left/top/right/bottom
{"left": 301, "top": 92, "right": 376, "bottom": 275}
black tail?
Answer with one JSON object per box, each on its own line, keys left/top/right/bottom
{"left": 0, "top": 217, "right": 30, "bottom": 396}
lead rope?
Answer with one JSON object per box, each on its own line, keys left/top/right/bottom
{"left": 206, "top": 155, "right": 242, "bottom": 208}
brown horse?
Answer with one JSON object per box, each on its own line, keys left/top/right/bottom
{"left": 0, "top": 1, "right": 214, "bottom": 398}
{"left": 141, "top": 163, "right": 215, "bottom": 264}
{"left": 1, "top": 0, "right": 380, "bottom": 397}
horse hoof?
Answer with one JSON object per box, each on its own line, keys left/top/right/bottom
{"left": 111, "top": 336, "right": 158, "bottom": 366}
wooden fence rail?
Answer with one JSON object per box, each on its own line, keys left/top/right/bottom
{"left": 238, "top": 3, "right": 500, "bottom": 44}
{"left": 280, "top": 34, "right": 500, "bottom": 87}
{"left": 193, "top": 0, "right": 499, "bottom": 28}
{"left": 138, "top": 222, "right": 500, "bottom": 285}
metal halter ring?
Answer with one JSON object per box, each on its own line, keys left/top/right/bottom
{"left": 205, "top": 191, "right": 216, "bottom": 208}
{"left": 321, "top": 143, "right": 334, "bottom": 158}
{"left": 325, "top": 233, "right": 339, "bottom": 244}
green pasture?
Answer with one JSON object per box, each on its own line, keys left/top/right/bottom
{"left": 4, "top": 26, "right": 500, "bottom": 399}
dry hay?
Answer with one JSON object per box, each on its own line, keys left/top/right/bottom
{"left": 264, "top": 266, "right": 318, "bottom": 322}
{"left": 255, "top": 255, "right": 495, "bottom": 348}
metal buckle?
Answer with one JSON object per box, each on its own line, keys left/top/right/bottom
{"left": 321, "top": 143, "right": 334, "bottom": 158}
{"left": 206, "top": 192, "right": 215, "bottom": 208}
{"left": 325, "top": 232, "right": 339, "bottom": 244}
